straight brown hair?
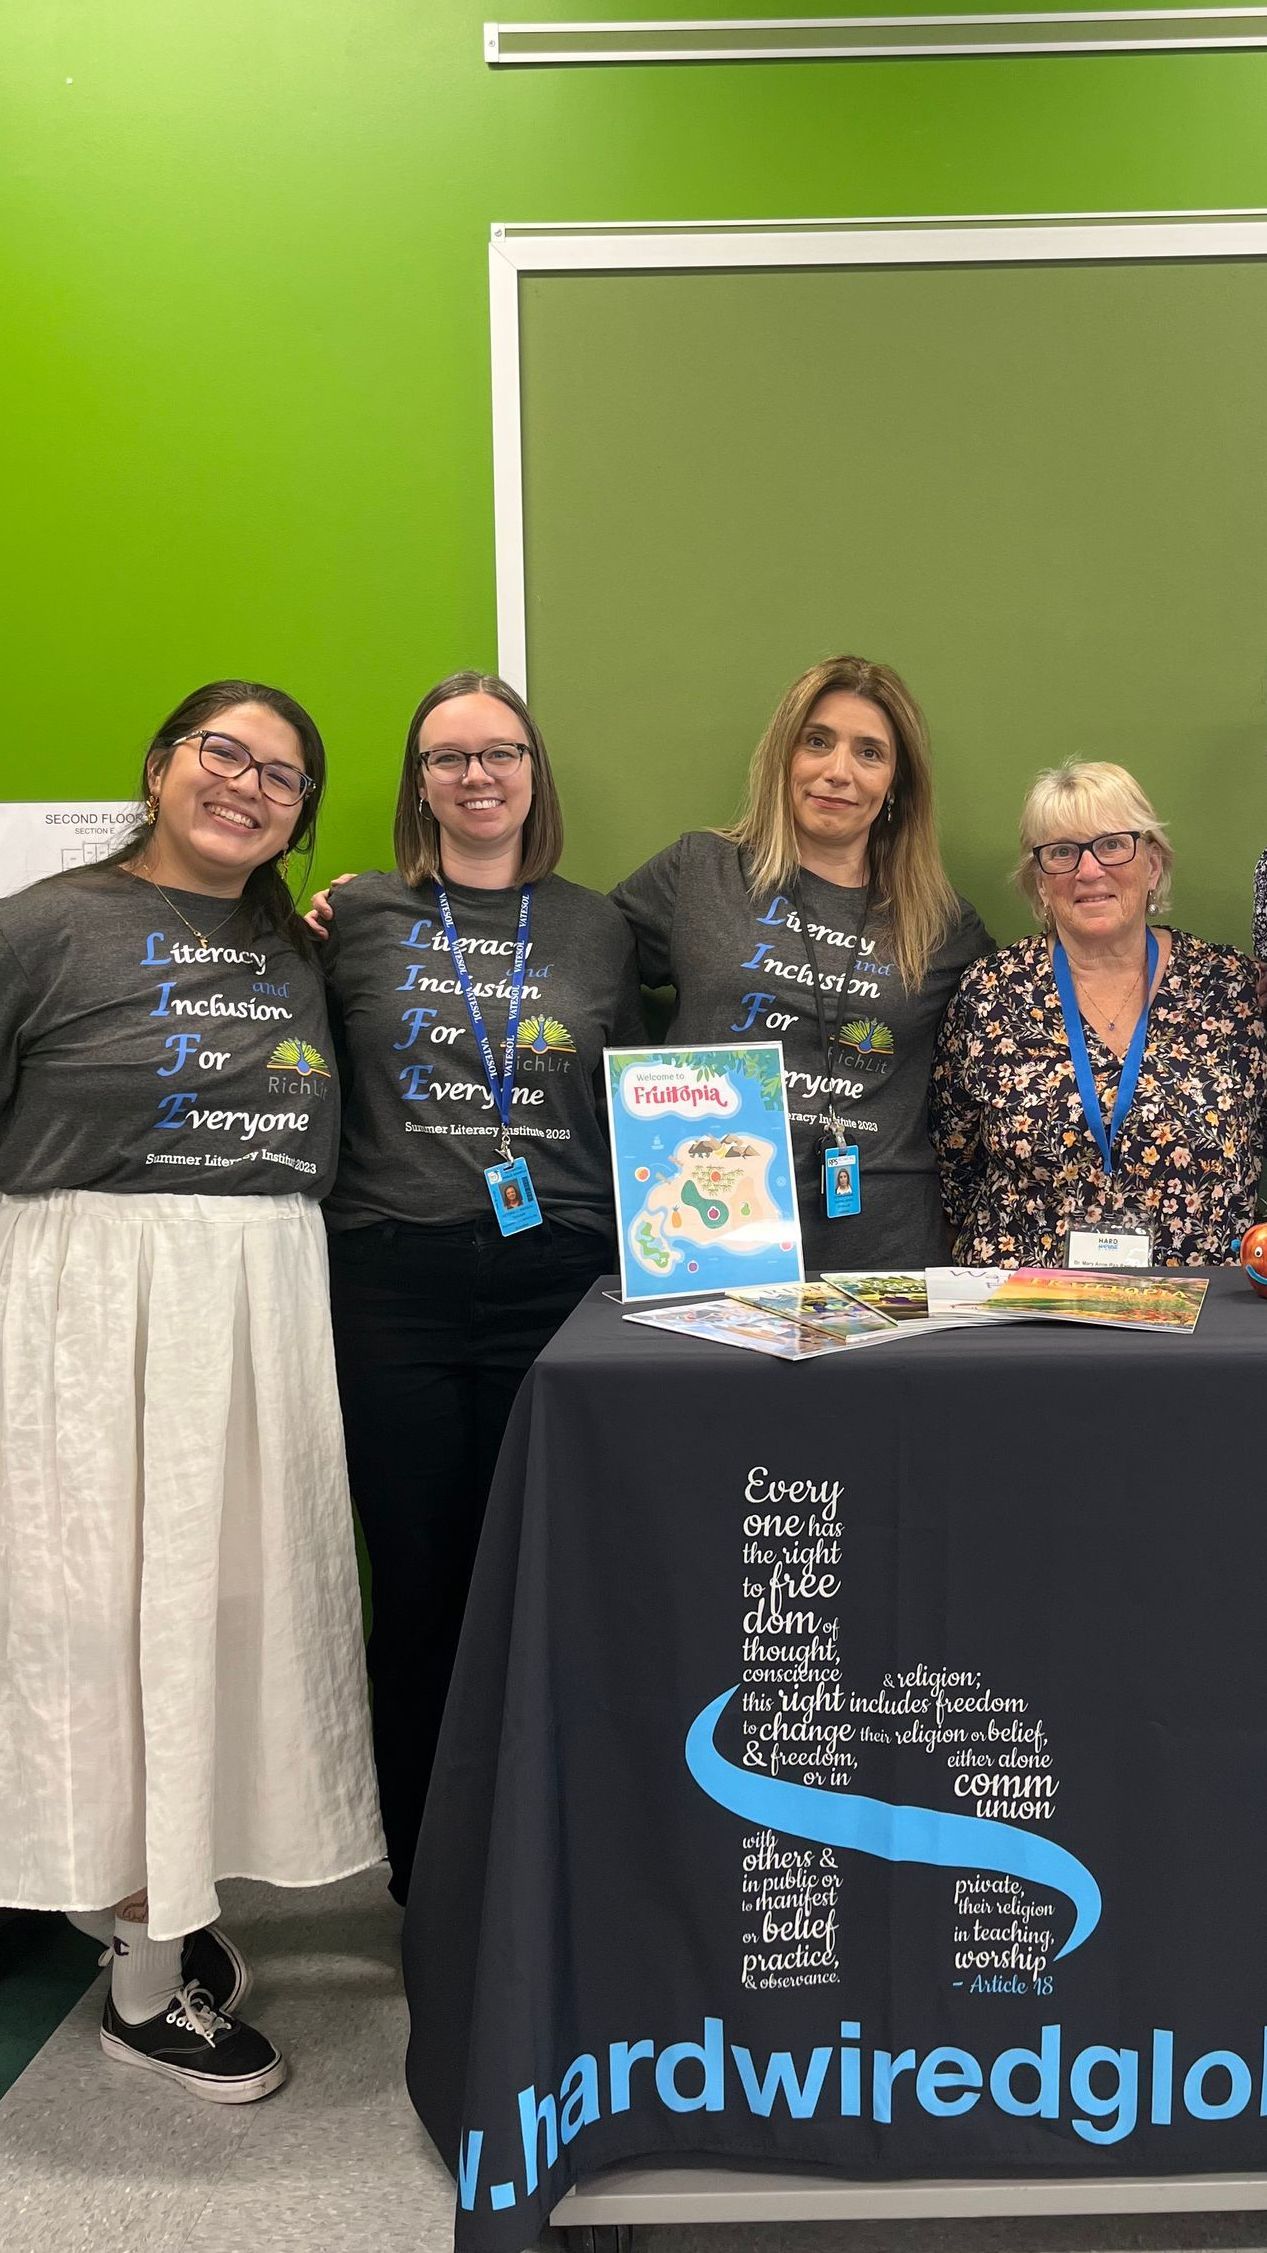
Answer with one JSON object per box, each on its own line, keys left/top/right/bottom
{"left": 393, "top": 671, "right": 564, "bottom": 887}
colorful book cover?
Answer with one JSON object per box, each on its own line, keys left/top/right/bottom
{"left": 985, "top": 1267, "right": 1207, "bottom": 1332}
{"left": 604, "top": 1045, "right": 803, "bottom": 1302}
{"left": 822, "top": 1270, "right": 932, "bottom": 1322}
{"left": 728, "top": 1281, "right": 897, "bottom": 1344}
{"left": 924, "top": 1269, "right": 1012, "bottom": 1320}
{"left": 622, "top": 1299, "right": 849, "bottom": 1362}
{"left": 925, "top": 1266, "right": 1207, "bottom": 1334}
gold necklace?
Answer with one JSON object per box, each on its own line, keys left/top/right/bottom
{"left": 132, "top": 867, "right": 246, "bottom": 949}
{"left": 1073, "top": 959, "right": 1145, "bottom": 1034}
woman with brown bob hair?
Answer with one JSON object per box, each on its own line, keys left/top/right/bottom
{"left": 317, "top": 670, "right": 641, "bottom": 1903}
{"left": 612, "top": 654, "right": 991, "bottom": 1271}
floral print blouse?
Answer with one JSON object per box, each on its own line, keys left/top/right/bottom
{"left": 929, "top": 930, "right": 1267, "bottom": 1268}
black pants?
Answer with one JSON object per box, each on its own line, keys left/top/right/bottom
{"left": 327, "top": 1212, "right": 611, "bottom": 1901}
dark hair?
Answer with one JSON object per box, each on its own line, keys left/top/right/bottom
{"left": 393, "top": 670, "right": 564, "bottom": 886}
{"left": 79, "top": 680, "right": 326, "bottom": 950}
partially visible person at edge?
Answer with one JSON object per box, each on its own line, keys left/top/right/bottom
{"left": 930, "top": 760, "right": 1267, "bottom": 1265}
{"left": 315, "top": 671, "right": 642, "bottom": 1905}
{"left": 609, "top": 655, "right": 993, "bottom": 1272}
{"left": 1254, "top": 842, "right": 1267, "bottom": 965}
{"left": 0, "top": 682, "right": 383, "bottom": 2104}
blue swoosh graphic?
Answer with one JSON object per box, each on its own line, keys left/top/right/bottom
{"left": 685, "top": 1687, "right": 1101, "bottom": 1959}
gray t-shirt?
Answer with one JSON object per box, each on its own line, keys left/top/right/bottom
{"left": 0, "top": 869, "right": 338, "bottom": 1197}
{"left": 611, "top": 831, "right": 992, "bottom": 1269}
{"left": 322, "top": 869, "right": 644, "bottom": 1230}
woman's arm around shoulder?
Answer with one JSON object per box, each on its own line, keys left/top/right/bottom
{"left": 609, "top": 836, "right": 689, "bottom": 991}
{"left": 551, "top": 879, "right": 650, "bottom": 1048}
{"left": 928, "top": 948, "right": 998, "bottom": 1232}
{"left": 945, "top": 893, "right": 996, "bottom": 973}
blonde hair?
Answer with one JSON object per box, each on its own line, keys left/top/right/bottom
{"left": 723, "top": 654, "right": 959, "bottom": 989}
{"left": 393, "top": 671, "right": 564, "bottom": 887}
{"left": 1016, "top": 760, "right": 1173, "bottom": 916}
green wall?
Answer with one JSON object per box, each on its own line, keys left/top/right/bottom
{"left": 6, "top": 3, "right": 1267, "bottom": 902}
{"left": 521, "top": 258, "right": 1267, "bottom": 945}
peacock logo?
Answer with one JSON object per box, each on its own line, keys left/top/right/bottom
{"left": 517, "top": 1016, "right": 576, "bottom": 1055}
{"left": 266, "top": 1037, "right": 330, "bottom": 1077}
{"left": 836, "top": 1018, "right": 894, "bottom": 1067}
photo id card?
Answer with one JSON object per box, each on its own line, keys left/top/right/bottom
{"left": 822, "top": 1143, "right": 861, "bottom": 1219}
{"left": 1064, "top": 1222, "right": 1153, "bottom": 1269}
{"left": 484, "top": 1156, "right": 543, "bottom": 1236}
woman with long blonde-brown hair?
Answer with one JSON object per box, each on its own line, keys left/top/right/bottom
{"left": 612, "top": 655, "right": 991, "bottom": 1271}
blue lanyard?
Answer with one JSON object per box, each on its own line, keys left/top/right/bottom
{"left": 434, "top": 882, "right": 533, "bottom": 1156}
{"left": 1051, "top": 927, "right": 1158, "bottom": 1178}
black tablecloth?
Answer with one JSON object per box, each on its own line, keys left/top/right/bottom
{"left": 404, "top": 1274, "right": 1267, "bottom": 2252}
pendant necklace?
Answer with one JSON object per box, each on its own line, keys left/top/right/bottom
{"left": 132, "top": 867, "right": 245, "bottom": 950}
{"left": 1079, "top": 970, "right": 1142, "bottom": 1033}
{"left": 1071, "top": 947, "right": 1149, "bottom": 1035}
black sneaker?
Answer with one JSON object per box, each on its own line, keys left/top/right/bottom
{"left": 182, "top": 1924, "right": 251, "bottom": 2014}
{"left": 97, "top": 1925, "right": 251, "bottom": 2017}
{"left": 101, "top": 1982, "right": 287, "bottom": 2103}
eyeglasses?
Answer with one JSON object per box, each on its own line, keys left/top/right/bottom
{"left": 418, "top": 742, "right": 531, "bottom": 778}
{"left": 179, "top": 731, "right": 315, "bottom": 808}
{"left": 1031, "top": 831, "right": 1141, "bottom": 876}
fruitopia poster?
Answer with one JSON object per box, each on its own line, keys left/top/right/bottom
{"left": 604, "top": 1044, "right": 803, "bottom": 1301}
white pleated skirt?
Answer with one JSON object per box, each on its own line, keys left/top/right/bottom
{"left": 0, "top": 1191, "right": 385, "bottom": 1941}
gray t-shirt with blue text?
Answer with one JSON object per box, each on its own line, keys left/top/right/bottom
{"left": 322, "top": 869, "right": 644, "bottom": 1230}
{"left": 0, "top": 868, "right": 337, "bottom": 1196}
{"left": 611, "top": 831, "right": 991, "bottom": 1269}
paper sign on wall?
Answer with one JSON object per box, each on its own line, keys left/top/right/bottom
{"left": 0, "top": 803, "right": 143, "bottom": 898}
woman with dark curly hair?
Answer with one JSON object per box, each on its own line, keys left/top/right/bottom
{"left": 0, "top": 681, "right": 382, "bottom": 2102}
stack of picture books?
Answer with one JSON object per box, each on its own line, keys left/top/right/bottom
{"left": 621, "top": 1268, "right": 1209, "bottom": 1361}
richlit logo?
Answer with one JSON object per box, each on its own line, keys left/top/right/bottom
{"left": 836, "top": 1018, "right": 894, "bottom": 1071}
{"left": 836, "top": 1018, "right": 893, "bottom": 1057}
{"left": 266, "top": 1036, "right": 332, "bottom": 1099}
{"left": 266, "top": 1038, "right": 331, "bottom": 1077}
{"left": 518, "top": 1015, "right": 575, "bottom": 1054}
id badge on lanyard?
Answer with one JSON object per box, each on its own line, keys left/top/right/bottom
{"left": 434, "top": 880, "right": 543, "bottom": 1236}
{"left": 796, "top": 872, "right": 872, "bottom": 1221}
{"left": 822, "top": 1139, "right": 861, "bottom": 1217}
{"left": 1052, "top": 928, "right": 1158, "bottom": 1266}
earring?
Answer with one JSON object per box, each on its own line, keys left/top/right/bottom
{"left": 278, "top": 850, "right": 291, "bottom": 880}
{"left": 144, "top": 793, "right": 158, "bottom": 826}
{"left": 1147, "top": 890, "right": 1156, "bottom": 915}
{"left": 884, "top": 797, "right": 895, "bottom": 824}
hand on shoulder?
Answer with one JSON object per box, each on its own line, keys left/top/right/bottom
{"left": 304, "top": 872, "right": 358, "bottom": 940}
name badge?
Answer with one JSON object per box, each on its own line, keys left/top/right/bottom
{"left": 822, "top": 1144, "right": 861, "bottom": 1219}
{"left": 1064, "top": 1223, "right": 1153, "bottom": 1269}
{"left": 484, "top": 1156, "right": 543, "bottom": 1236}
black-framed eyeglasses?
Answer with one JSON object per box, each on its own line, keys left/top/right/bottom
{"left": 1031, "top": 831, "right": 1141, "bottom": 876}
{"left": 179, "top": 731, "right": 315, "bottom": 808}
{"left": 418, "top": 742, "right": 531, "bottom": 778}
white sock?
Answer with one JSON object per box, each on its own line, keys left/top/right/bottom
{"left": 110, "top": 1921, "right": 185, "bottom": 2025}
{"left": 67, "top": 1910, "right": 114, "bottom": 1947}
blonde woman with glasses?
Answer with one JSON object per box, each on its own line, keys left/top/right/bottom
{"left": 931, "top": 761, "right": 1267, "bottom": 1266}
{"left": 611, "top": 655, "right": 992, "bottom": 1272}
